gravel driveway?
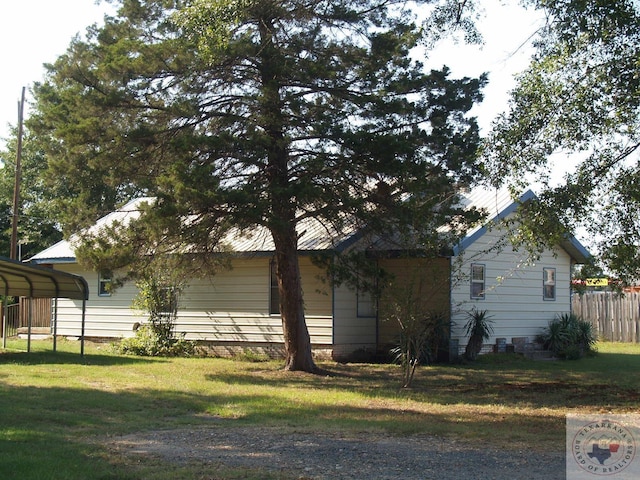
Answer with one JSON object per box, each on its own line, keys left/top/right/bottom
{"left": 107, "top": 426, "right": 565, "bottom": 479}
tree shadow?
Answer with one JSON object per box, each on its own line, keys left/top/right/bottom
{"left": 0, "top": 349, "right": 167, "bottom": 366}
{"left": 204, "top": 353, "right": 640, "bottom": 411}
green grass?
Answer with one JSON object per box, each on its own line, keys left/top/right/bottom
{"left": 1, "top": 339, "right": 639, "bottom": 479}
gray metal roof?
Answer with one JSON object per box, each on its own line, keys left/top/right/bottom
{"left": 28, "top": 188, "right": 591, "bottom": 265}
{"left": 29, "top": 197, "right": 154, "bottom": 263}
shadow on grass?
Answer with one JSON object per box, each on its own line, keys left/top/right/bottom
{"left": 204, "top": 352, "right": 640, "bottom": 411}
{"left": 0, "top": 380, "right": 562, "bottom": 467}
{"left": 0, "top": 350, "right": 167, "bottom": 366}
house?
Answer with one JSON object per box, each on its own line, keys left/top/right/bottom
{"left": 28, "top": 188, "right": 590, "bottom": 360}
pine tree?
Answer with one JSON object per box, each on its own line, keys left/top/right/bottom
{"left": 30, "top": 0, "right": 486, "bottom": 371}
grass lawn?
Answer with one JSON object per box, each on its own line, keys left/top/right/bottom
{"left": 0, "top": 339, "right": 638, "bottom": 479}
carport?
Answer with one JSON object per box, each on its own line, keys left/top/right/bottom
{"left": 0, "top": 256, "right": 89, "bottom": 355}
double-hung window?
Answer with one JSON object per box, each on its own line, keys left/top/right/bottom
{"left": 470, "top": 264, "right": 486, "bottom": 299}
{"left": 543, "top": 267, "right": 556, "bottom": 300}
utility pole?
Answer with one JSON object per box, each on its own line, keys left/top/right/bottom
{"left": 10, "top": 87, "right": 25, "bottom": 261}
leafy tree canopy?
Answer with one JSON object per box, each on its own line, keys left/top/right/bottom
{"left": 485, "top": 0, "right": 640, "bottom": 283}
{"left": 29, "top": 0, "right": 487, "bottom": 371}
{"left": 0, "top": 129, "right": 63, "bottom": 259}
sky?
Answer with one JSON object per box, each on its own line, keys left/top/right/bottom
{"left": 0, "top": 1, "right": 113, "bottom": 148}
{"left": 0, "top": 0, "right": 577, "bottom": 182}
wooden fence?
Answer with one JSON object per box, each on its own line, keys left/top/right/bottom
{"left": 1, "top": 298, "right": 52, "bottom": 337}
{"left": 572, "top": 292, "right": 640, "bottom": 343}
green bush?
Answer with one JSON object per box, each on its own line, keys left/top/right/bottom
{"left": 118, "top": 323, "right": 196, "bottom": 357}
{"left": 537, "top": 313, "right": 597, "bottom": 359}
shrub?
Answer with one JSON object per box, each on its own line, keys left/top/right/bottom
{"left": 537, "top": 313, "right": 597, "bottom": 359}
{"left": 118, "top": 324, "right": 195, "bottom": 357}
{"left": 387, "top": 308, "right": 450, "bottom": 388}
{"left": 121, "top": 265, "right": 196, "bottom": 357}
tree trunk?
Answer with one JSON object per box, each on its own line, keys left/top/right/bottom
{"left": 273, "top": 228, "right": 318, "bottom": 372}
{"left": 258, "top": 13, "right": 317, "bottom": 373}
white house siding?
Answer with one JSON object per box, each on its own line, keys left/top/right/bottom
{"left": 176, "top": 256, "right": 333, "bottom": 346}
{"left": 49, "top": 256, "right": 334, "bottom": 347}
{"left": 51, "top": 264, "right": 141, "bottom": 338}
{"left": 450, "top": 225, "right": 574, "bottom": 353}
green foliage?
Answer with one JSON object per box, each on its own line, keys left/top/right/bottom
{"left": 384, "top": 267, "right": 450, "bottom": 387}
{"left": 389, "top": 311, "right": 449, "bottom": 388}
{"left": 28, "top": 0, "right": 486, "bottom": 371}
{"left": 486, "top": 0, "right": 640, "bottom": 281}
{"left": 0, "top": 129, "right": 63, "bottom": 258}
{"left": 118, "top": 257, "right": 195, "bottom": 357}
{"left": 537, "top": 313, "right": 598, "bottom": 359}
{"left": 463, "top": 308, "right": 493, "bottom": 361}
{"left": 118, "top": 324, "right": 195, "bottom": 357}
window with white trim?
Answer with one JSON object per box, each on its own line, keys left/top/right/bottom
{"left": 543, "top": 267, "right": 556, "bottom": 300}
{"left": 470, "top": 264, "right": 485, "bottom": 299}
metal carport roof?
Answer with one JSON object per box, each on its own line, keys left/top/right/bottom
{"left": 0, "top": 256, "right": 88, "bottom": 300}
{"left": 0, "top": 256, "right": 89, "bottom": 355}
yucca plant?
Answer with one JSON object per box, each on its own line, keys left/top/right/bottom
{"left": 464, "top": 308, "right": 494, "bottom": 361}
{"left": 537, "top": 313, "right": 597, "bottom": 359}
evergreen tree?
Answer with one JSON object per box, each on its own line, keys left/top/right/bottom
{"left": 30, "top": 0, "right": 486, "bottom": 371}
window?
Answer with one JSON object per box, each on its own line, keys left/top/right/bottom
{"left": 98, "top": 271, "right": 112, "bottom": 297}
{"left": 543, "top": 268, "right": 556, "bottom": 300}
{"left": 269, "top": 260, "right": 280, "bottom": 314}
{"left": 470, "top": 264, "right": 485, "bottom": 299}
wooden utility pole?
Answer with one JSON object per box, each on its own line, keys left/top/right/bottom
{"left": 10, "top": 87, "right": 25, "bottom": 260}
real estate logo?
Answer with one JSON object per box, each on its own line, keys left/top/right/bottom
{"left": 567, "top": 414, "right": 639, "bottom": 479}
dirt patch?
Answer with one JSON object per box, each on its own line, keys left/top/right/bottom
{"left": 105, "top": 426, "right": 565, "bottom": 479}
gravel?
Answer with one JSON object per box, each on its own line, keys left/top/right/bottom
{"left": 106, "top": 426, "right": 566, "bottom": 479}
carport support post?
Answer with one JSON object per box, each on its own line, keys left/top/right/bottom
{"left": 80, "top": 299, "right": 86, "bottom": 357}
{"left": 2, "top": 298, "right": 7, "bottom": 349}
{"left": 52, "top": 298, "right": 58, "bottom": 353}
{"left": 27, "top": 297, "right": 33, "bottom": 353}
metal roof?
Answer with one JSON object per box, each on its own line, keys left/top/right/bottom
{"left": 30, "top": 197, "right": 359, "bottom": 263}
{"left": 29, "top": 197, "right": 153, "bottom": 263}
{"left": 452, "top": 188, "right": 591, "bottom": 263}
{"left": 29, "top": 188, "right": 591, "bottom": 265}
{"left": 0, "top": 256, "right": 89, "bottom": 300}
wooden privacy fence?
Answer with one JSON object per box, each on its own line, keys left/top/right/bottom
{"left": 572, "top": 292, "right": 640, "bottom": 343}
